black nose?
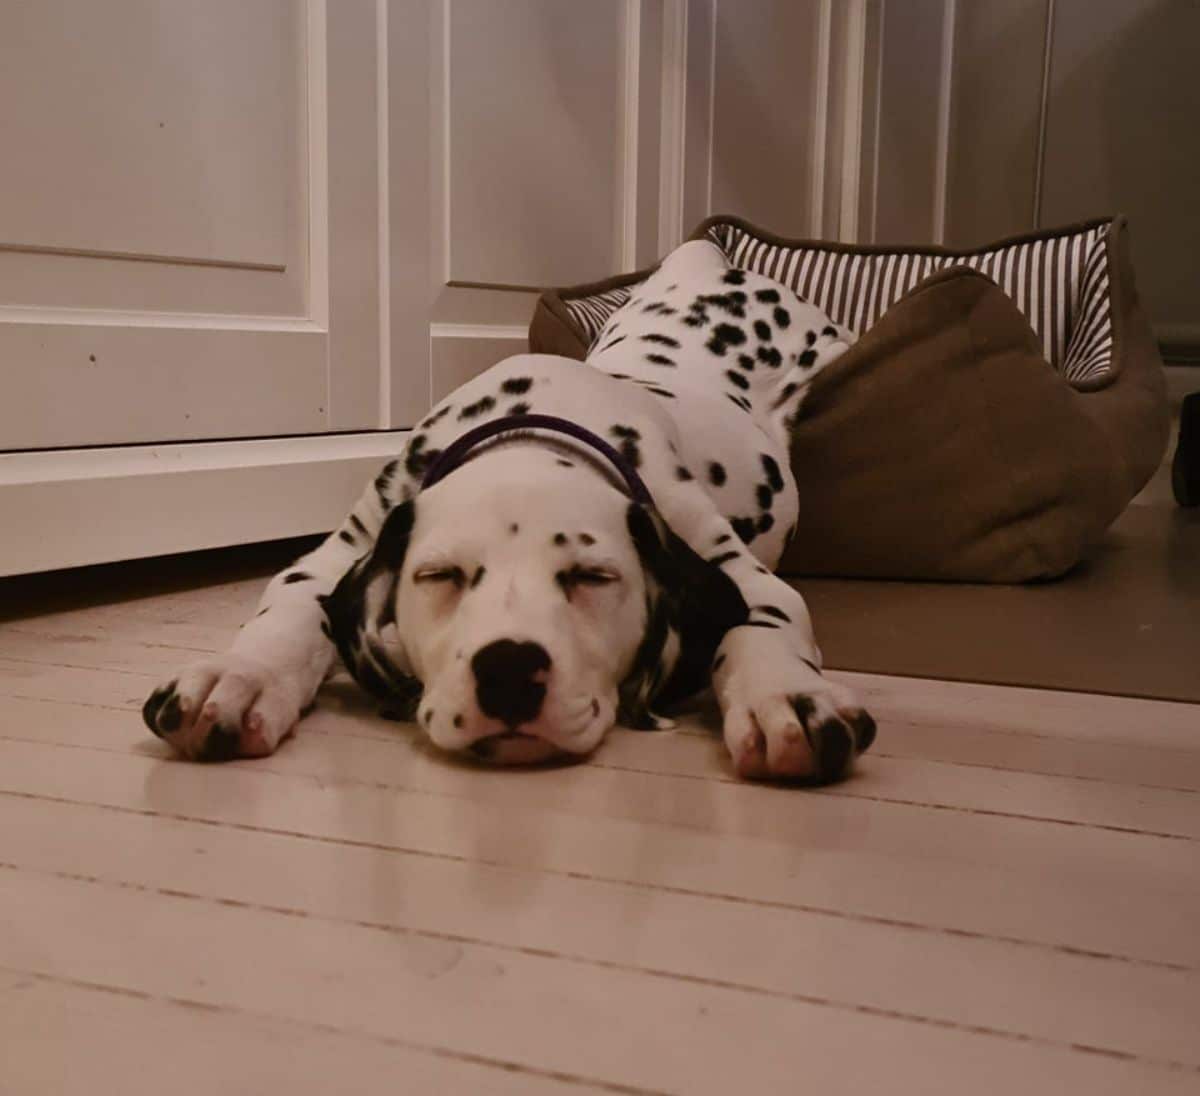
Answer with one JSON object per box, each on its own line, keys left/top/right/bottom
{"left": 471, "top": 639, "right": 551, "bottom": 726}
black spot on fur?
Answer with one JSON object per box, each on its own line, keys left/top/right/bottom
{"left": 699, "top": 292, "right": 747, "bottom": 318}
{"left": 760, "top": 454, "right": 784, "bottom": 492}
{"left": 771, "top": 381, "right": 800, "bottom": 409}
{"left": 622, "top": 504, "right": 749, "bottom": 724}
{"left": 142, "top": 682, "right": 182, "bottom": 737}
{"left": 757, "top": 513, "right": 775, "bottom": 533}
{"left": 727, "top": 394, "right": 753, "bottom": 412}
{"left": 319, "top": 501, "right": 424, "bottom": 719}
{"left": 556, "top": 459, "right": 575, "bottom": 468}
{"left": 553, "top": 532, "right": 568, "bottom": 546}
{"left": 714, "top": 533, "right": 731, "bottom": 545}
{"left": 798, "top": 349, "right": 818, "bottom": 368}
{"left": 610, "top": 424, "right": 641, "bottom": 440}
{"left": 731, "top": 516, "right": 758, "bottom": 544}
{"left": 682, "top": 313, "right": 707, "bottom": 328}
{"left": 599, "top": 334, "right": 627, "bottom": 352}
{"left": 418, "top": 405, "right": 452, "bottom": 430}
{"left": 579, "top": 533, "right": 596, "bottom": 546}
{"left": 458, "top": 395, "right": 496, "bottom": 420}
{"left": 470, "top": 566, "right": 486, "bottom": 589}
{"left": 198, "top": 725, "right": 241, "bottom": 762}
{"left": 619, "top": 441, "right": 641, "bottom": 468}
{"left": 509, "top": 523, "right": 519, "bottom": 534}
{"left": 757, "top": 345, "right": 783, "bottom": 368}
{"left": 675, "top": 465, "right": 694, "bottom": 481}
{"left": 350, "top": 513, "right": 367, "bottom": 536}
{"left": 849, "top": 710, "right": 877, "bottom": 753}
{"left": 454, "top": 713, "right": 464, "bottom": 729}
{"left": 255, "top": 607, "right": 269, "bottom": 618}
{"left": 755, "top": 484, "right": 773, "bottom": 510}
{"left": 755, "top": 288, "right": 780, "bottom": 304}
{"left": 708, "top": 551, "right": 740, "bottom": 567}
{"left": 773, "top": 307, "right": 791, "bottom": 328}
{"left": 646, "top": 387, "right": 677, "bottom": 398}
{"left": 501, "top": 377, "right": 533, "bottom": 395}
{"left": 737, "top": 354, "right": 756, "bottom": 371}
{"left": 374, "top": 458, "right": 399, "bottom": 498}
{"left": 707, "top": 320, "right": 743, "bottom": 354}
{"left": 283, "top": 572, "right": 311, "bottom": 585}
{"left": 646, "top": 353, "right": 676, "bottom": 366}
{"left": 754, "top": 320, "right": 772, "bottom": 341}
{"left": 508, "top": 402, "right": 531, "bottom": 416}
{"left": 338, "top": 530, "right": 355, "bottom": 544}
{"left": 405, "top": 434, "right": 431, "bottom": 478}
{"left": 822, "top": 325, "right": 838, "bottom": 338}
{"left": 725, "top": 370, "right": 750, "bottom": 391}
{"left": 642, "top": 333, "right": 681, "bottom": 348}
{"left": 813, "top": 719, "right": 854, "bottom": 783}
{"left": 707, "top": 462, "right": 727, "bottom": 487}
{"left": 722, "top": 269, "right": 746, "bottom": 285}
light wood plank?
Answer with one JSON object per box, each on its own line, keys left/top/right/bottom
{"left": 0, "top": 735, "right": 1196, "bottom": 971}
{"left": 5, "top": 674, "right": 1198, "bottom": 841}
{"left": 0, "top": 969, "right": 596, "bottom": 1096}
{"left": 2, "top": 793, "right": 1198, "bottom": 1068}
{"left": 1, "top": 671, "right": 1197, "bottom": 893}
{"left": 3, "top": 869, "right": 1195, "bottom": 1095}
{"left": 5, "top": 618, "right": 1198, "bottom": 793}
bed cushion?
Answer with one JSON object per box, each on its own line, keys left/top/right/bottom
{"left": 529, "top": 216, "right": 1169, "bottom": 581}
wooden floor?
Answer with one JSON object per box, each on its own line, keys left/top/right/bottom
{"left": 1, "top": 561, "right": 1198, "bottom": 1094}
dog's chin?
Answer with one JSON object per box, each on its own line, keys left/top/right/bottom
{"left": 469, "top": 731, "right": 565, "bottom": 766}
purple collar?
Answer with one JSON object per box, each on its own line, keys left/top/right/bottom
{"left": 419, "top": 414, "right": 654, "bottom": 506}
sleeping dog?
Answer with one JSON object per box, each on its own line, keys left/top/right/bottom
{"left": 142, "top": 241, "right": 876, "bottom": 781}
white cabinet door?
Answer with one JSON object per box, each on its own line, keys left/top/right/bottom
{"left": 391, "top": 0, "right": 682, "bottom": 395}
{"left": 0, "top": 0, "right": 726, "bottom": 575}
{"left": 0, "top": 0, "right": 391, "bottom": 450}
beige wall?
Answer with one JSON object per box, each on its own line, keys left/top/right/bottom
{"left": 1039, "top": 0, "right": 1199, "bottom": 353}
{"left": 866, "top": 0, "right": 1198, "bottom": 356}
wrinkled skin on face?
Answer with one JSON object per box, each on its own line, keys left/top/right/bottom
{"left": 325, "top": 444, "right": 662, "bottom": 765}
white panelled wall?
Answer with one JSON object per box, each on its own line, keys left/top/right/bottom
{"left": 2, "top": 0, "right": 1192, "bottom": 574}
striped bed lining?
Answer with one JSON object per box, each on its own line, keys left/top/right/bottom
{"left": 564, "top": 221, "right": 1116, "bottom": 386}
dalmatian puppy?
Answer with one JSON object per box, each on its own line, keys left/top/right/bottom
{"left": 142, "top": 240, "right": 876, "bottom": 781}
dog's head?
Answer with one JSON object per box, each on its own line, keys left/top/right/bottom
{"left": 321, "top": 444, "right": 746, "bottom": 764}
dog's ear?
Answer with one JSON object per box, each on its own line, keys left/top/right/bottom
{"left": 620, "top": 502, "right": 748, "bottom": 728}
{"left": 319, "top": 500, "right": 423, "bottom": 717}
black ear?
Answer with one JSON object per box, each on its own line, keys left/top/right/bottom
{"left": 619, "top": 503, "right": 748, "bottom": 728}
{"left": 319, "top": 500, "right": 423, "bottom": 717}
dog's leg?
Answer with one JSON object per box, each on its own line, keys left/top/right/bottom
{"left": 141, "top": 468, "right": 403, "bottom": 761}
{"left": 656, "top": 480, "right": 875, "bottom": 783}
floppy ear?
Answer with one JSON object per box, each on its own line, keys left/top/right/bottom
{"left": 620, "top": 502, "right": 748, "bottom": 728}
{"left": 319, "top": 500, "right": 423, "bottom": 718}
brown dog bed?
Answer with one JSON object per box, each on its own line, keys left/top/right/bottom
{"left": 530, "top": 216, "right": 1169, "bottom": 582}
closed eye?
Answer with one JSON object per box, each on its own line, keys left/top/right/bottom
{"left": 557, "top": 565, "right": 620, "bottom": 591}
{"left": 413, "top": 565, "right": 466, "bottom": 587}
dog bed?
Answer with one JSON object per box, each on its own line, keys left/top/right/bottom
{"left": 529, "top": 215, "right": 1169, "bottom": 581}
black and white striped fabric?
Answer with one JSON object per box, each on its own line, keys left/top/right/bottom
{"left": 563, "top": 221, "right": 1115, "bottom": 386}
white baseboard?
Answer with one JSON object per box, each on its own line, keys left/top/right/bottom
{"left": 0, "top": 431, "right": 409, "bottom": 577}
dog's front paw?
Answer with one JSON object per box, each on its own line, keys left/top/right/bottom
{"left": 715, "top": 640, "right": 875, "bottom": 784}
{"left": 141, "top": 654, "right": 301, "bottom": 762}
